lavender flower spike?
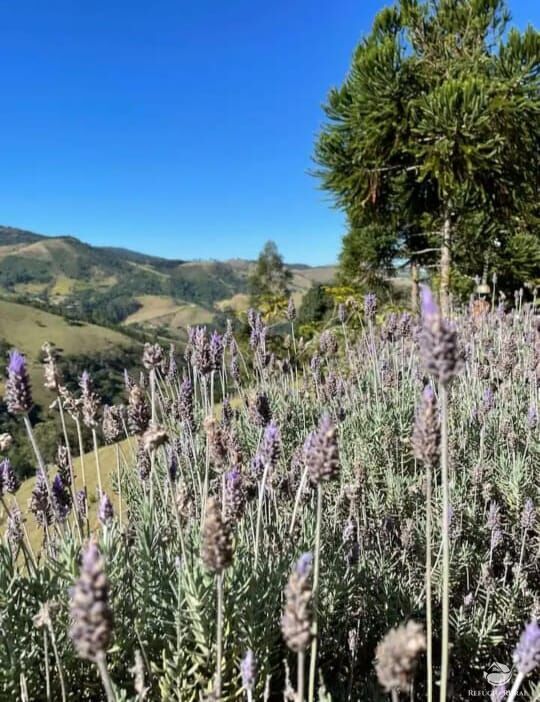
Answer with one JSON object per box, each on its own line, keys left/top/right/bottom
{"left": 513, "top": 620, "right": 540, "bottom": 676}
{"left": 98, "top": 493, "right": 114, "bottom": 525}
{"left": 419, "top": 286, "right": 461, "bottom": 385}
{"left": 5, "top": 349, "right": 33, "bottom": 414}
{"left": 240, "top": 649, "right": 257, "bottom": 691}
{"left": 69, "top": 540, "right": 113, "bottom": 661}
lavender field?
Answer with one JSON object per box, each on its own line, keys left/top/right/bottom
{"left": 0, "top": 291, "right": 539, "bottom": 701}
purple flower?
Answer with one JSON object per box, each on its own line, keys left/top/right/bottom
{"left": 521, "top": 498, "right": 536, "bottom": 531}
{"left": 224, "top": 468, "right": 246, "bottom": 522}
{"left": 51, "top": 474, "right": 71, "bottom": 523}
{"left": 5, "top": 349, "right": 33, "bottom": 414}
{"left": 250, "top": 453, "right": 265, "bottom": 477}
{"left": 209, "top": 331, "right": 224, "bottom": 371}
{"left": 75, "top": 489, "right": 88, "bottom": 520}
{"left": 98, "top": 493, "right": 114, "bottom": 525}
{"left": 482, "top": 387, "right": 496, "bottom": 414}
{"left": 240, "top": 649, "right": 257, "bottom": 691}
{"left": 296, "top": 552, "right": 313, "bottom": 577}
{"left": 420, "top": 287, "right": 438, "bottom": 318}
{"left": 261, "top": 422, "right": 281, "bottom": 468}
{"left": 287, "top": 297, "right": 296, "bottom": 321}
{"left": 513, "top": 620, "right": 540, "bottom": 675}
{"left": 527, "top": 404, "right": 538, "bottom": 429}
{"left": 0, "top": 458, "right": 20, "bottom": 494}
{"left": 305, "top": 415, "right": 340, "bottom": 484}
{"left": 364, "top": 293, "right": 377, "bottom": 320}
{"left": 419, "top": 286, "right": 461, "bottom": 385}
{"left": 8, "top": 350, "right": 26, "bottom": 375}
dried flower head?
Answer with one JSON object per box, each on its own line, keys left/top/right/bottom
{"left": 261, "top": 422, "right": 281, "bottom": 469}
{"left": 98, "top": 493, "right": 114, "bottom": 525}
{"left": 79, "top": 371, "right": 101, "bottom": 428}
{"left": 411, "top": 385, "right": 440, "bottom": 467}
{"left": 209, "top": 331, "right": 224, "bottom": 371}
{"left": 42, "top": 342, "right": 62, "bottom": 392}
{"left": 142, "top": 425, "right": 168, "bottom": 453}
{"left": 224, "top": 468, "right": 246, "bottom": 522}
{"left": 69, "top": 541, "right": 113, "bottom": 661}
{"left": 364, "top": 292, "right": 377, "bottom": 320}
{"left": 305, "top": 415, "right": 340, "bottom": 484}
{"left": 6, "top": 506, "right": 23, "bottom": 552}
{"left": 249, "top": 391, "right": 272, "bottom": 428}
{"left": 418, "top": 287, "right": 461, "bottom": 385}
{"left": 176, "top": 376, "right": 195, "bottom": 430}
{"left": 102, "top": 405, "right": 125, "bottom": 444}
{"left": 375, "top": 620, "right": 426, "bottom": 692}
{"left": 142, "top": 342, "right": 164, "bottom": 370}
{"left": 51, "top": 474, "right": 71, "bottom": 523}
{"left": 128, "top": 384, "right": 151, "bottom": 436}
{"left": 201, "top": 496, "right": 233, "bottom": 573}
{"left": 281, "top": 553, "right": 313, "bottom": 652}
{"left": 76, "top": 488, "right": 88, "bottom": 521}
{"left": 0, "top": 433, "right": 13, "bottom": 452}
{"left": 521, "top": 498, "right": 536, "bottom": 531}
{"left": 286, "top": 297, "right": 296, "bottom": 321}
{"left": 29, "top": 470, "right": 52, "bottom": 527}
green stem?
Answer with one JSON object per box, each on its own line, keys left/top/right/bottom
{"left": 507, "top": 672, "right": 525, "bottom": 702}
{"left": 115, "top": 443, "right": 123, "bottom": 527}
{"left": 297, "top": 650, "right": 306, "bottom": 702}
{"left": 308, "top": 485, "right": 323, "bottom": 702}
{"left": 23, "top": 415, "right": 51, "bottom": 495}
{"left": 425, "top": 460, "right": 433, "bottom": 702}
{"left": 439, "top": 384, "right": 450, "bottom": 701}
{"left": 254, "top": 459, "right": 271, "bottom": 567}
{"left": 215, "top": 572, "right": 224, "bottom": 700}
{"left": 43, "top": 628, "right": 51, "bottom": 701}
{"left": 96, "top": 654, "right": 116, "bottom": 702}
{"left": 75, "top": 418, "right": 87, "bottom": 488}
{"left": 92, "top": 429, "right": 103, "bottom": 496}
{"left": 57, "top": 401, "right": 83, "bottom": 543}
{"left": 47, "top": 624, "right": 67, "bottom": 702}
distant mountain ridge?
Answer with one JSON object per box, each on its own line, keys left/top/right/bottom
{"left": 0, "top": 225, "right": 336, "bottom": 336}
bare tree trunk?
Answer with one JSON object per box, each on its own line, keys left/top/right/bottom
{"left": 439, "top": 213, "right": 452, "bottom": 317}
{"left": 411, "top": 261, "right": 419, "bottom": 314}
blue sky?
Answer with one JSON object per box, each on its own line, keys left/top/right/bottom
{"left": 0, "top": 1, "right": 538, "bottom": 265}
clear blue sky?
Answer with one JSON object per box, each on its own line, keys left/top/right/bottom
{"left": 0, "top": 1, "right": 538, "bottom": 265}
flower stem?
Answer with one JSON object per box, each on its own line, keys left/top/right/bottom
{"left": 215, "top": 572, "right": 224, "bottom": 700}
{"left": 425, "top": 459, "right": 433, "bottom": 702}
{"left": 297, "top": 650, "right": 305, "bottom": 702}
{"left": 96, "top": 654, "right": 117, "bottom": 702}
{"left": 507, "top": 672, "right": 525, "bottom": 702}
{"left": 92, "top": 429, "right": 103, "bottom": 496}
{"left": 439, "top": 384, "right": 450, "bottom": 701}
{"left": 308, "top": 484, "right": 323, "bottom": 702}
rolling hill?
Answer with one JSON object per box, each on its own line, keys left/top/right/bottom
{"left": 0, "top": 225, "right": 337, "bottom": 336}
{"left": 0, "top": 299, "right": 136, "bottom": 407}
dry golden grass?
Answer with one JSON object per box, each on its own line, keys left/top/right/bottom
{"left": 0, "top": 299, "right": 135, "bottom": 405}
{"left": 1, "top": 438, "right": 133, "bottom": 552}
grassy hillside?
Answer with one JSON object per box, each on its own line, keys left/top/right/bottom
{"left": 0, "top": 299, "right": 135, "bottom": 406}
{"left": 0, "top": 225, "right": 337, "bottom": 336}
{"left": 0, "top": 438, "right": 133, "bottom": 552}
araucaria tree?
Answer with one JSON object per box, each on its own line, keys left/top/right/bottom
{"left": 315, "top": 0, "right": 540, "bottom": 312}
{"left": 248, "top": 240, "right": 293, "bottom": 313}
